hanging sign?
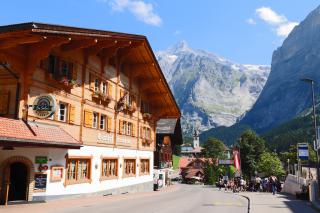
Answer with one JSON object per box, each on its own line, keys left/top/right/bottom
{"left": 219, "top": 159, "right": 234, "bottom": 165}
{"left": 33, "top": 94, "right": 56, "bottom": 118}
{"left": 297, "top": 143, "right": 309, "bottom": 160}
{"left": 35, "top": 156, "right": 48, "bottom": 164}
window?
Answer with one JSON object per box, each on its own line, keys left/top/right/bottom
{"left": 94, "top": 79, "right": 100, "bottom": 92}
{"left": 122, "top": 121, "right": 127, "bottom": 134}
{"left": 92, "top": 112, "right": 98, "bottom": 128}
{"left": 101, "top": 159, "right": 118, "bottom": 178}
{"left": 141, "top": 127, "right": 151, "bottom": 139}
{"left": 127, "top": 122, "right": 132, "bottom": 135}
{"left": 146, "top": 128, "right": 151, "bottom": 140}
{"left": 124, "top": 159, "right": 136, "bottom": 176}
{"left": 102, "top": 82, "right": 107, "bottom": 94}
{"left": 60, "top": 60, "right": 69, "bottom": 77}
{"left": 140, "top": 159, "right": 150, "bottom": 175}
{"left": 58, "top": 103, "right": 67, "bottom": 122}
{"left": 45, "top": 55, "right": 75, "bottom": 82}
{"left": 100, "top": 114, "right": 106, "bottom": 130}
{"left": 66, "top": 158, "right": 91, "bottom": 184}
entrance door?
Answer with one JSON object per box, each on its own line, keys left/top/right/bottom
{"left": 8, "top": 162, "right": 28, "bottom": 201}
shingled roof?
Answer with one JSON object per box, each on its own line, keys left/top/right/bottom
{"left": 0, "top": 117, "right": 81, "bottom": 148}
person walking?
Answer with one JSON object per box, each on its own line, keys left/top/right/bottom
{"left": 270, "top": 175, "right": 277, "bottom": 195}
{"left": 218, "top": 173, "right": 223, "bottom": 191}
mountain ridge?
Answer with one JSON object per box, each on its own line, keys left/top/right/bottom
{"left": 156, "top": 41, "right": 270, "bottom": 135}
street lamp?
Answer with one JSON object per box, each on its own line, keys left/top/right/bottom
{"left": 301, "top": 78, "right": 320, "bottom": 190}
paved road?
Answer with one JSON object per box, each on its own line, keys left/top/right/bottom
{"left": 1, "top": 184, "right": 247, "bottom": 213}
{"left": 51, "top": 184, "right": 247, "bottom": 213}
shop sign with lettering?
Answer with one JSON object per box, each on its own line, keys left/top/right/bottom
{"left": 33, "top": 94, "right": 56, "bottom": 119}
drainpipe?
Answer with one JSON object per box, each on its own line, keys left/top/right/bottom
{"left": 0, "top": 62, "right": 20, "bottom": 119}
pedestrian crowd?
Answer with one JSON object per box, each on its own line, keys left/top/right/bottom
{"left": 218, "top": 174, "right": 282, "bottom": 195}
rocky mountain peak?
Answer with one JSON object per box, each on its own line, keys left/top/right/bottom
{"left": 156, "top": 41, "right": 270, "bottom": 135}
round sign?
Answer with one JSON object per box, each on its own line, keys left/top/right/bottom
{"left": 33, "top": 94, "right": 56, "bottom": 118}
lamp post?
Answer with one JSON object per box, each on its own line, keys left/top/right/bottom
{"left": 301, "top": 78, "right": 320, "bottom": 191}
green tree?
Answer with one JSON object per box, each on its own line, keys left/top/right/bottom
{"left": 202, "top": 137, "right": 226, "bottom": 159}
{"left": 202, "top": 137, "right": 227, "bottom": 184}
{"left": 279, "top": 145, "right": 298, "bottom": 165}
{"left": 237, "top": 130, "right": 265, "bottom": 179}
{"left": 256, "top": 152, "right": 285, "bottom": 177}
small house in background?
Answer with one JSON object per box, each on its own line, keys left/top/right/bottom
{"left": 180, "top": 158, "right": 205, "bottom": 184}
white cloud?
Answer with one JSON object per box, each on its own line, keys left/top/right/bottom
{"left": 276, "top": 22, "right": 299, "bottom": 37}
{"left": 106, "top": 0, "right": 162, "bottom": 26}
{"left": 246, "top": 18, "right": 256, "bottom": 25}
{"left": 255, "top": 6, "right": 298, "bottom": 37}
{"left": 256, "top": 7, "right": 287, "bottom": 25}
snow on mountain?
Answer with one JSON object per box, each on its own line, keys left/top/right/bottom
{"left": 156, "top": 41, "right": 270, "bottom": 135}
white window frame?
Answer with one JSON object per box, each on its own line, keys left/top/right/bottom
{"left": 100, "top": 114, "right": 106, "bottom": 130}
{"left": 102, "top": 82, "right": 107, "bottom": 94}
{"left": 127, "top": 122, "right": 132, "bottom": 135}
{"left": 122, "top": 121, "right": 127, "bottom": 135}
{"left": 58, "top": 103, "right": 67, "bottom": 122}
{"left": 92, "top": 112, "right": 98, "bottom": 128}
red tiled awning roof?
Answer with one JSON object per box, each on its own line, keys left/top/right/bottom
{"left": 0, "top": 117, "right": 81, "bottom": 148}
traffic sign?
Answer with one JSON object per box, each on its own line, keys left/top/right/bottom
{"left": 297, "top": 143, "right": 309, "bottom": 160}
{"left": 218, "top": 159, "right": 234, "bottom": 165}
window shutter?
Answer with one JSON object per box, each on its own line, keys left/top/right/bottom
{"left": 119, "top": 120, "right": 123, "bottom": 134}
{"left": 90, "top": 74, "right": 95, "bottom": 91}
{"left": 140, "top": 127, "right": 143, "bottom": 139}
{"left": 120, "top": 89, "right": 124, "bottom": 98}
{"left": 107, "top": 116, "right": 112, "bottom": 132}
{"left": 132, "top": 124, "right": 136, "bottom": 137}
{"left": 84, "top": 110, "right": 93, "bottom": 127}
{"left": 68, "top": 105, "right": 76, "bottom": 124}
{"left": 151, "top": 129, "right": 154, "bottom": 141}
{"left": 108, "top": 83, "right": 113, "bottom": 98}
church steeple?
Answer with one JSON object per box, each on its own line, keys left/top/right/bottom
{"left": 193, "top": 129, "right": 199, "bottom": 148}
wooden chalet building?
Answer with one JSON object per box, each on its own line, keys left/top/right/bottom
{"left": 0, "top": 22, "right": 180, "bottom": 204}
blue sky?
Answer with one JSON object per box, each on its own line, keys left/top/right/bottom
{"left": 1, "top": 0, "right": 319, "bottom": 64}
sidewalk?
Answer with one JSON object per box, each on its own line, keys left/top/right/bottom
{"left": 239, "top": 192, "right": 318, "bottom": 213}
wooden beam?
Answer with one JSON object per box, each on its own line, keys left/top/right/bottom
{"left": 85, "top": 39, "right": 118, "bottom": 55}
{"left": 145, "top": 92, "right": 168, "bottom": 98}
{"left": 27, "top": 37, "right": 71, "bottom": 60}
{"left": 125, "top": 62, "right": 155, "bottom": 70}
{"left": 136, "top": 77, "right": 161, "bottom": 83}
{"left": 0, "top": 36, "right": 44, "bottom": 49}
{"left": 123, "top": 62, "right": 155, "bottom": 77}
{"left": 118, "top": 41, "right": 144, "bottom": 62}
{"left": 61, "top": 39, "right": 98, "bottom": 52}
{"left": 99, "top": 40, "right": 132, "bottom": 58}
{"left": 139, "top": 81, "right": 160, "bottom": 92}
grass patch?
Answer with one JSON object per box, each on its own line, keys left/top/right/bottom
{"left": 172, "top": 155, "right": 181, "bottom": 170}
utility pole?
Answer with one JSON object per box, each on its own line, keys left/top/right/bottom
{"left": 301, "top": 78, "right": 320, "bottom": 192}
